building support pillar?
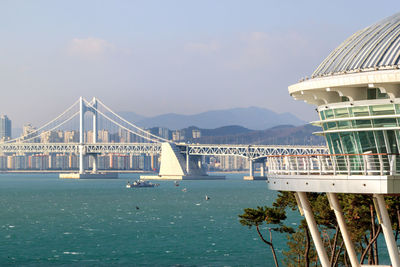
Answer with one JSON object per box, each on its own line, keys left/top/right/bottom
{"left": 326, "top": 193, "right": 359, "bottom": 267}
{"left": 296, "top": 192, "right": 330, "bottom": 267}
{"left": 373, "top": 194, "right": 400, "bottom": 267}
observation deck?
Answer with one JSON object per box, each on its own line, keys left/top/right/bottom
{"left": 275, "top": 12, "right": 400, "bottom": 267}
{"left": 267, "top": 153, "right": 400, "bottom": 194}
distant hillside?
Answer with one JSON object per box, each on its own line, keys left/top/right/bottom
{"left": 188, "top": 124, "right": 325, "bottom": 146}
{"left": 119, "top": 107, "right": 306, "bottom": 130}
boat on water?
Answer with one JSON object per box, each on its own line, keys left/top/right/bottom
{"left": 126, "top": 180, "right": 159, "bottom": 188}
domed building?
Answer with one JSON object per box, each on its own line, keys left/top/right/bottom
{"left": 268, "top": 12, "right": 400, "bottom": 267}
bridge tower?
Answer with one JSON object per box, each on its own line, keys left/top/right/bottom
{"left": 79, "top": 96, "right": 99, "bottom": 174}
{"left": 61, "top": 97, "right": 116, "bottom": 179}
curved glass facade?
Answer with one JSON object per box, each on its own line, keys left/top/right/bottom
{"left": 318, "top": 98, "right": 400, "bottom": 172}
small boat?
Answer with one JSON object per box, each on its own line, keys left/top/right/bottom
{"left": 126, "top": 180, "right": 159, "bottom": 188}
{"left": 205, "top": 195, "right": 210, "bottom": 200}
{"left": 182, "top": 188, "right": 187, "bottom": 192}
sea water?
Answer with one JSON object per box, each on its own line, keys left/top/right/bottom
{"left": 0, "top": 173, "right": 390, "bottom": 266}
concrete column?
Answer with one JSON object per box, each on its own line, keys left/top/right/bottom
{"left": 186, "top": 146, "right": 190, "bottom": 174}
{"left": 79, "top": 145, "right": 84, "bottom": 174}
{"left": 373, "top": 194, "right": 400, "bottom": 267}
{"left": 91, "top": 155, "right": 97, "bottom": 173}
{"left": 327, "top": 193, "right": 359, "bottom": 267}
{"left": 79, "top": 97, "right": 85, "bottom": 174}
{"left": 249, "top": 159, "right": 254, "bottom": 177}
{"left": 296, "top": 192, "right": 330, "bottom": 267}
{"left": 91, "top": 97, "right": 98, "bottom": 174}
{"left": 260, "top": 161, "right": 265, "bottom": 177}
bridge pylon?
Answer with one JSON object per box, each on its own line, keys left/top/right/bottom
{"left": 60, "top": 97, "right": 117, "bottom": 179}
{"left": 141, "top": 142, "right": 225, "bottom": 180}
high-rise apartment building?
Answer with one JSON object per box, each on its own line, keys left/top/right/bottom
{"left": 0, "top": 115, "right": 11, "bottom": 140}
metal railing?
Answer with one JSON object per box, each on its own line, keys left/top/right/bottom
{"left": 267, "top": 153, "right": 400, "bottom": 176}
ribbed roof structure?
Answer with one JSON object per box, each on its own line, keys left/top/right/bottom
{"left": 313, "top": 12, "right": 400, "bottom": 77}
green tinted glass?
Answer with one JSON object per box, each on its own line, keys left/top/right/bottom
{"left": 340, "top": 132, "right": 356, "bottom": 154}
{"left": 326, "top": 122, "right": 337, "bottom": 130}
{"left": 355, "top": 131, "right": 377, "bottom": 153}
{"left": 351, "top": 106, "right": 369, "bottom": 117}
{"left": 352, "top": 120, "right": 371, "bottom": 128}
{"left": 374, "top": 131, "right": 387, "bottom": 153}
{"left": 324, "top": 109, "right": 334, "bottom": 119}
{"left": 319, "top": 111, "right": 325, "bottom": 120}
{"left": 373, "top": 118, "right": 397, "bottom": 127}
{"left": 370, "top": 104, "right": 395, "bottom": 116}
{"left": 337, "top": 120, "right": 350, "bottom": 129}
{"left": 334, "top": 108, "right": 349, "bottom": 118}
{"left": 395, "top": 104, "right": 400, "bottom": 114}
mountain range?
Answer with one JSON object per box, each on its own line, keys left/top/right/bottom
{"left": 176, "top": 124, "right": 325, "bottom": 146}
{"left": 118, "top": 106, "right": 306, "bottom": 130}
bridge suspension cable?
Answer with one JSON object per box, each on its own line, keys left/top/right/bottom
{"left": 3, "top": 99, "right": 80, "bottom": 144}
{"left": 92, "top": 99, "right": 171, "bottom": 143}
{"left": 17, "top": 111, "right": 80, "bottom": 143}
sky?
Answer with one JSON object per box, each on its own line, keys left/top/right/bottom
{"left": 0, "top": 0, "right": 399, "bottom": 127}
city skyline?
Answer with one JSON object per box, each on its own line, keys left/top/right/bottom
{"left": 1, "top": 1, "right": 398, "bottom": 127}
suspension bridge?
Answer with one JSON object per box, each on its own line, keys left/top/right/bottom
{"left": 0, "top": 97, "right": 327, "bottom": 179}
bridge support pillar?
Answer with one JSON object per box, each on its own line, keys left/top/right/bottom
{"left": 249, "top": 159, "right": 254, "bottom": 177}
{"left": 244, "top": 159, "right": 267, "bottom": 180}
{"left": 141, "top": 142, "right": 224, "bottom": 180}
{"left": 91, "top": 154, "right": 98, "bottom": 174}
{"left": 79, "top": 145, "right": 84, "bottom": 174}
{"left": 260, "top": 161, "right": 265, "bottom": 177}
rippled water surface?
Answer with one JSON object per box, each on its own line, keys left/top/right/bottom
{"left": 0, "top": 173, "right": 391, "bottom": 266}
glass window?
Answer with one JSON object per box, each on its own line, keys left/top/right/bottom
{"left": 377, "top": 90, "right": 389, "bottom": 99}
{"left": 374, "top": 131, "right": 387, "bottom": 153}
{"left": 327, "top": 133, "right": 342, "bottom": 154}
{"left": 326, "top": 122, "right": 337, "bottom": 130}
{"left": 319, "top": 111, "right": 325, "bottom": 120}
{"left": 334, "top": 108, "right": 349, "bottom": 118}
{"left": 355, "top": 131, "right": 377, "bottom": 153}
{"left": 337, "top": 120, "right": 350, "bottom": 129}
{"left": 340, "top": 132, "right": 357, "bottom": 154}
{"left": 352, "top": 120, "right": 372, "bottom": 128}
{"left": 341, "top": 96, "right": 349, "bottom": 102}
{"left": 395, "top": 104, "right": 400, "bottom": 114}
{"left": 370, "top": 104, "right": 395, "bottom": 116}
{"left": 350, "top": 106, "right": 369, "bottom": 117}
{"left": 387, "top": 130, "right": 398, "bottom": 154}
{"left": 324, "top": 109, "right": 334, "bottom": 119}
{"left": 367, "top": 88, "right": 377, "bottom": 100}
{"left": 373, "top": 118, "right": 397, "bottom": 128}
{"left": 326, "top": 134, "right": 335, "bottom": 154}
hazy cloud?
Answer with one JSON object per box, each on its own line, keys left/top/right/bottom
{"left": 184, "top": 41, "right": 220, "bottom": 53}
{"left": 68, "top": 37, "right": 114, "bottom": 59}
{"left": 226, "top": 31, "right": 310, "bottom": 70}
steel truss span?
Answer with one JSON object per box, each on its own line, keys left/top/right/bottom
{"left": 0, "top": 142, "right": 327, "bottom": 158}
{"left": 0, "top": 143, "right": 161, "bottom": 155}
{"left": 186, "top": 144, "right": 328, "bottom": 159}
